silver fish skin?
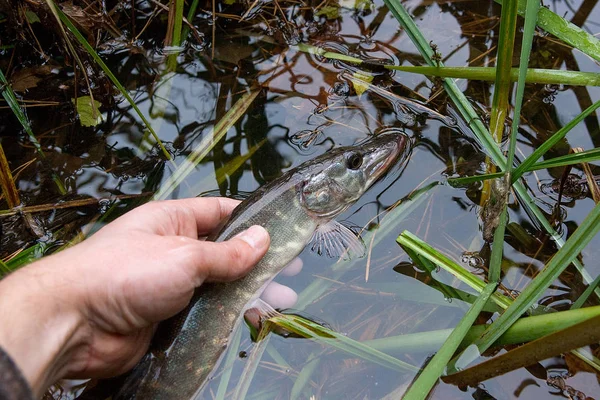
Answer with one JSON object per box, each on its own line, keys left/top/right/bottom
{"left": 116, "top": 133, "right": 408, "bottom": 400}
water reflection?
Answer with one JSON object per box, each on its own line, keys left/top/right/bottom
{"left": 1, "top": 0, "right": 600, "bottom": 398}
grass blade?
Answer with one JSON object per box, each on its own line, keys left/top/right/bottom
{"left": 267, "top": 314, "right": 419, "bottom": 373}
{"left": 403, "top": 283, "right": 497, "bottom": 400}
{"left": 512, "top": 99, "right": 600, "bottom": 181}
{"left": 443, "top": 312, "right": 600, "bottom": 387}
{"left": 496, "top": 0, "right": 600, "bottom": 62}
{"left": 489, "top": 0, "right": 518, "bottom": 145}
{"left": 489, "top": 0, "right": 541, "bottom": 284}
{"left": 385, "top": 66, "right": 600, "bottom": 86}
{"left": 450, "top": 201, "right": 600, "bottom": 370}
{"left": 153, "top": 88, "right": 260, "bottom": 200}
{"left": 571, "top": 275, "right": 600, "bottom": 310}
{"left": 397, "top": 231, "right": 512, "bottom": 310}
{"left": 215, "top": 326, "right": 243, "bottom": 400}
{"left": 52, "top": 3, "right": 172, "bottom": 162}
{"left": 0, "top": 143, "right": 20, "bottom": 208}
{"left": 447, "top": 172, "right": 505, "bottom": 186}
{"left": 0, "top": 68, "right": 66, "bottom": 194}
{"left": 365, "top": 305, "right": 600, "bottom": 354}
{"left": 506, "top": 0, "right": 540, "bottom": 169}
{"left": 290, "top": 358, "right": 320, "bottom": 400}
{"left": 528, "top": 147, "right": 600, "bottom": 170}
{"left": 383, "top": 0, "right": 598, "bottom": 296}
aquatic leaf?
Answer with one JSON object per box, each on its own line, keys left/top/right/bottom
{"left": 290, "top": 358, "right": 320, "bottom": 400}
{"left": 0, "top": 143, "right": 20, "bottom": 208}
{"left": 382, "top": 0, "right": 598, "bottom": 297}
{"left": 489, "top": 0, "right": 518, "bottom": 145}
{"left": 443, "top": 312, "right": 600, "bottom": 387}
{"left": 512, "top": 99, "right": 600, "bottom": 181}
{"left": 495, "top": 0, "right": 600, "bottom": 62}
{"left": 506, "top": 0, "right": 540, "bottom": 169}
{"left": 451, "top": 137, "right": 600, "bottom": 186}
{"left": 351, "top": 71, "right": 373, "bottom": 97}
{"left": 315, "top": 5, "right": 340, "bottom": 20}
{"left": 25, "top": 10, "right": 40, "bottom": 24}
{"left": 233, "top": 334, "right": 271, "bottom": 400}
{"left": 384, "top": 66, "right": 600, "bottom": 86}
{"left": 214, "top": 326, "right": 243, "bottom": 400}
{"left": 0, "top": 68, "right": 66, "bottom": 194}
{"left": 73, "top": 95, "right": 103, "bottom": 127}
{"left": 396, "top": 231, "right": 513, "bottom": 310}
{"left": 450, "top": 200, "right": 600, "bottom": 370}
{"left": 339, "top": 0, "right": 374, "bottom": 12}
{"left": 403, "top": 283, "right": 497, "bottom": 400}
{"left": 154, "top": 88, "right": 260, "bottom": 200}
{"left": 51, "top": 2, "right": 172, "bottom": 162}
{"left": 571, "top": 274, "right": 600, "bottom": 310}
{"left": 365, "top": 306, "right": 600, "bottom": 355}
{"left": 267, "top": 314, "right": 419, "bottom": 373}
{"left": 10, "top": 66, "right": 54, "bottom": 92}
{"left": 528, "top": 147, "right": 600, "bottom": 171}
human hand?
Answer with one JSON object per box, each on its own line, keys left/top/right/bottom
{"left": 0, "top": 198, "right": 270, "bottom": 397}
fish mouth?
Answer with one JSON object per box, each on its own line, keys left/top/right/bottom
{"left": 365, "top": 133, "right": 409, "bottom": 185}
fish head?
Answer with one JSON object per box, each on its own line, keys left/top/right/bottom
{"left": 299, "top": 133, "right": 409, "bottom": 219}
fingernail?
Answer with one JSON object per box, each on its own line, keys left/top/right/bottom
{"left": 235, "top": 225, "right": 269, "bottom": 250}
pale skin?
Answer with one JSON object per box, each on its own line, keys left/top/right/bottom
{"left": 0, "top": 198, "right": 274, "bottom": 398}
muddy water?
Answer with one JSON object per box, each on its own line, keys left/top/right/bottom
{"left": 1, "top": 0, "right": 599, "bottom": 398}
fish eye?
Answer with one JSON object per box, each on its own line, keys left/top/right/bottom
{"left": 346, "top": 153, "right": 363, "bottom": 170}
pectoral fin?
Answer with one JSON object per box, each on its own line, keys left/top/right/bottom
{"left": 309, "top": 221, "right": 365, "bottom": 259}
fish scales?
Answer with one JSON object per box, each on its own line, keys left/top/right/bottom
{"left": 113, "top": 133, "right": 408, "bottom": 400}
{"left": 136, "top": 178, "right": 315, "bottom": 399}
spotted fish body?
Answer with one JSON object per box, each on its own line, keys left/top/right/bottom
{"left": 116, "top": 133, "right": 409, "bottom": 399}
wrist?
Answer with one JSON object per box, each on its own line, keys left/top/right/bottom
{"left": 0, "top": 257, "right": 88, "bottom": 397}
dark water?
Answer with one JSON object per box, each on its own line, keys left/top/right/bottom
{"left": 1, "top": 0, "right": 600, "bottom": 398}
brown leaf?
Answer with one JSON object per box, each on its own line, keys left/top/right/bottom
{"left": 10, "top": 65, "right": 54, "bottom": 92}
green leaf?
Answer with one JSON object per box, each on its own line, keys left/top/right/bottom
{"left": 382, "top": 0, "right": 598, "bottom": 298}
{"left": 267, "top": 314, "right": 419, "bottom": 373}
{"left": 153, "top": 88, "right": 260, "bottom": 200}
{"left": 450, "top": 200, "right": 600, "bottom": 371}
{"left": 365, "top": 306, "right": 600, "bottom": 355}
{"left": 396, "top": 231, "right": 513, "bottom": 310}
{"left": 385, "top": 66, "right": 600, "bottom": 87}
{"left": 506, "top": 0, "right": 541, "bottom": 169}
{"left": 73, "top": 95, "right": 103, "bottom": 127}
{"left": 512, "top": 99, "right": 600, "bottom": 181}
{"left": 489, "top": 0, "right": 518, "bottom": 144}
{"left": 403, "top": 283, "right": 497, "bottom": 400}
{"left": 51, "top": 2, "right": 173, "bottom": 162}
{"left": 25, "top": 10, "right": 40, "bottom": 24}
{"left": 496, "top": 0, "right": 600, "bottom": 62}
{"left": 0, "top": 67, "right": 66, "bottom": 194}
{"left": 444, "top": 312, "right": 600, "bottom": 387}
{"left": 528, "top": 147, "right": 600, "bottom": 171}
{"left": 571, "top": 275, "right": 600, "bottom": 310}
{"left": 447, "top": 172, "right": 505, "bottom": 186}
{"left": 315, "top": 5, "right": 340, "bottom": 19}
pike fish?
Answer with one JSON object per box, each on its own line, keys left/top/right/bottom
{"left": 115, "top": 132, "right": 409, "bottom": 399}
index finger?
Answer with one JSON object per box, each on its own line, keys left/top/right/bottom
{"left": 112, "top": 197, "right": 241, "bottom": 238}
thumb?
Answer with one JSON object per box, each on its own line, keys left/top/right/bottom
{"left": 187, "top": 225, "right": 270, "bottom": 283}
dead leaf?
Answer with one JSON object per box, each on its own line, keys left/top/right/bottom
{"left": 10, "top": 65, "right": 54, "bottom": 92}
